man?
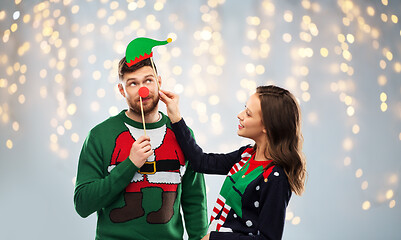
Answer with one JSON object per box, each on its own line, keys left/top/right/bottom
{"left": 74, "top": 57, "right": 208, "bottom": 239}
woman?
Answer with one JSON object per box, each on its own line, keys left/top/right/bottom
{"left": 159, "top": 85, "right": 307, "bottom": 240}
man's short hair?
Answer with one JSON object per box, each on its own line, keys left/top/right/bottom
{"left": 118, "top": 57, "right": 158, "bottom": 80}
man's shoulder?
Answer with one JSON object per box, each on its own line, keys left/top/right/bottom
{"left": 160, "top": 111, "right": 173, "bottom": 128}
{"left": 90, "top": 112, "right": 124, "bottom": 134}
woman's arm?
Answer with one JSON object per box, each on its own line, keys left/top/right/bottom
{"left": 172, "top": 118, "right": 249, "bottom": 174}
{"left": 159, "top": 89, "right": 249, "bottom": 174}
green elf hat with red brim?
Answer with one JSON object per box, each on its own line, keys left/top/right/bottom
{"left": 125, "top": 37, "right": 172, "bottom": 67}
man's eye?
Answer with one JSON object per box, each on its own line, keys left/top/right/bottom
{"left": 129, "top": 82, "right": 137, "bottom": 86}
{"left": 146, "top": 79, "right": 152, "bottom": 83}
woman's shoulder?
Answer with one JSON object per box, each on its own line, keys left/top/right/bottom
{"left": 263, "top": 164, "right": 288, "bottom": 182}
{"left": 239, "top": 145, "right": 254, "bottom": 156}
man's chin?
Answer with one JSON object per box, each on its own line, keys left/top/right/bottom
{"left": 133, "top": 102, "right": 158, "bottom": 115}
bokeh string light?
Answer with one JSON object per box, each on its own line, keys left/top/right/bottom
{"left": 334, "top": 0, "right": 400, "bottom": 212}
{"left": 0, "top": 0, "right": 400, "bottom": 238}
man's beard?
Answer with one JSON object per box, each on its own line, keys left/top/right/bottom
{"left": 131, "top": 94, "right": 159, "bottom": 115}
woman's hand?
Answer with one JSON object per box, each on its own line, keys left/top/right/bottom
{"left": 159, "top": 89, "right": 182, "bottom": 123}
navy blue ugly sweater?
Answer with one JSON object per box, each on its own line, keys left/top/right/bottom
{"left": 171, "top": 118, "right": 292, "bottom": 240}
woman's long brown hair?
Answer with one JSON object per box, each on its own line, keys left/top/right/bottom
{"left": 256, "top": 85, "right": 307, "bottom": 196}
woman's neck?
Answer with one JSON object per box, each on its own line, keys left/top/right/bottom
{"left": 254, "top": 138, "right": 272, "bottom": 161}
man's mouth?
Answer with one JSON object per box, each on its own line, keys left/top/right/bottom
{"left": 139, "top": 97, "right": 151, "bottom": 102}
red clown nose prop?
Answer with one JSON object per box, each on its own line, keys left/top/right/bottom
{"left": 139, "top": 86, "right": 149, "bottom": 98}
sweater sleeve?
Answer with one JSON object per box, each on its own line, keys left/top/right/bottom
{"left": 209, "top": 174, "right": 291, "bottom": 240}
{"left": 171, "top": 118, "right": 249, "bottom": 175}
{"left": 180, "top": 162, "right": 209, "bottom": 240}
{"left": 73, "top": 131, "right": 139, "bottom": 218}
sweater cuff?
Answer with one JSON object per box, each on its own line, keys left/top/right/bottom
{"left": 170, "top": 118, "right": 192, "bottom": 144}
{"left": 209, "top": 231, "right": 218, "bottom": 240}
{"left": 171, "top": 117, "right": 186, "bottom": 130}
{"left": 112, "top": 157, "right": 139, "bottom": 183}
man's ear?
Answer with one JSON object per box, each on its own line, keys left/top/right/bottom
{"left": 118, "top": 83, "right": 126, "bottom": 98}
{"left": 158, "top": 75, "right": 162, "bottom": 88}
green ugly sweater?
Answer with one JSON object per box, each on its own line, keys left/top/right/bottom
{"left": 74, "top": 110, "right": 208, "bottom": 240}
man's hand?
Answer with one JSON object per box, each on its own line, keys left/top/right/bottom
{"left": 201, "top": 233, "right": 210, "bottom": 240}
{"left": 159, "top": 89, "right": 182, "bottom": 123}
{"left": 129, "top": 135, "right": 153, "bottom": 168}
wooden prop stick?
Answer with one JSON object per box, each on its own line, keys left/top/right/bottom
{"left": 150, "top": 57, "right": 161, "bottom": 91}
{"left": 139, "top": 96, "right": 146, "bottom": 136}
{"left": 138, "top": 87, "right": 150, "bottom": 136}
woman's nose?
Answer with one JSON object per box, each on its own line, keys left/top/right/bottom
{"left": 237, "top": 111, "right": 243, "bottom": 120}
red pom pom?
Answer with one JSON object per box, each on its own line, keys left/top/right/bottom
{"left": 138, "top": 86, "right": 149, "bottom": 98}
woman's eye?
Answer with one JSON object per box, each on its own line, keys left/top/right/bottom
{"left": 244, "top": 106, "right": 251, "bottom": 116}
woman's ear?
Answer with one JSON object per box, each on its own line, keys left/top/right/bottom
{"left": 118, "top": 83, "right": 126, "bottom": 98}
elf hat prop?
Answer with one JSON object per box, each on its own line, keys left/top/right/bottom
{"left": 125, "top": 37, "right": 172, "bottom": 67}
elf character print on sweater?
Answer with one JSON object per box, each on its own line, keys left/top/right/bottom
{"left": 108, "top": 123, "right": 186, "bottom": 224}
{"left": 208, "top": 148, "right": 250, "bottom": 232}
{"left": 208, "top": 148, "right": 276, "bottom": 235}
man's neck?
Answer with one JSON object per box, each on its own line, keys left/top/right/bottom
{"left": 126, "top": 108, "right": 161, "bottom": 123}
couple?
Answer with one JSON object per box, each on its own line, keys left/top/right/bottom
{"left": 74, "top": 57, "right": 307, "bottom": 240}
